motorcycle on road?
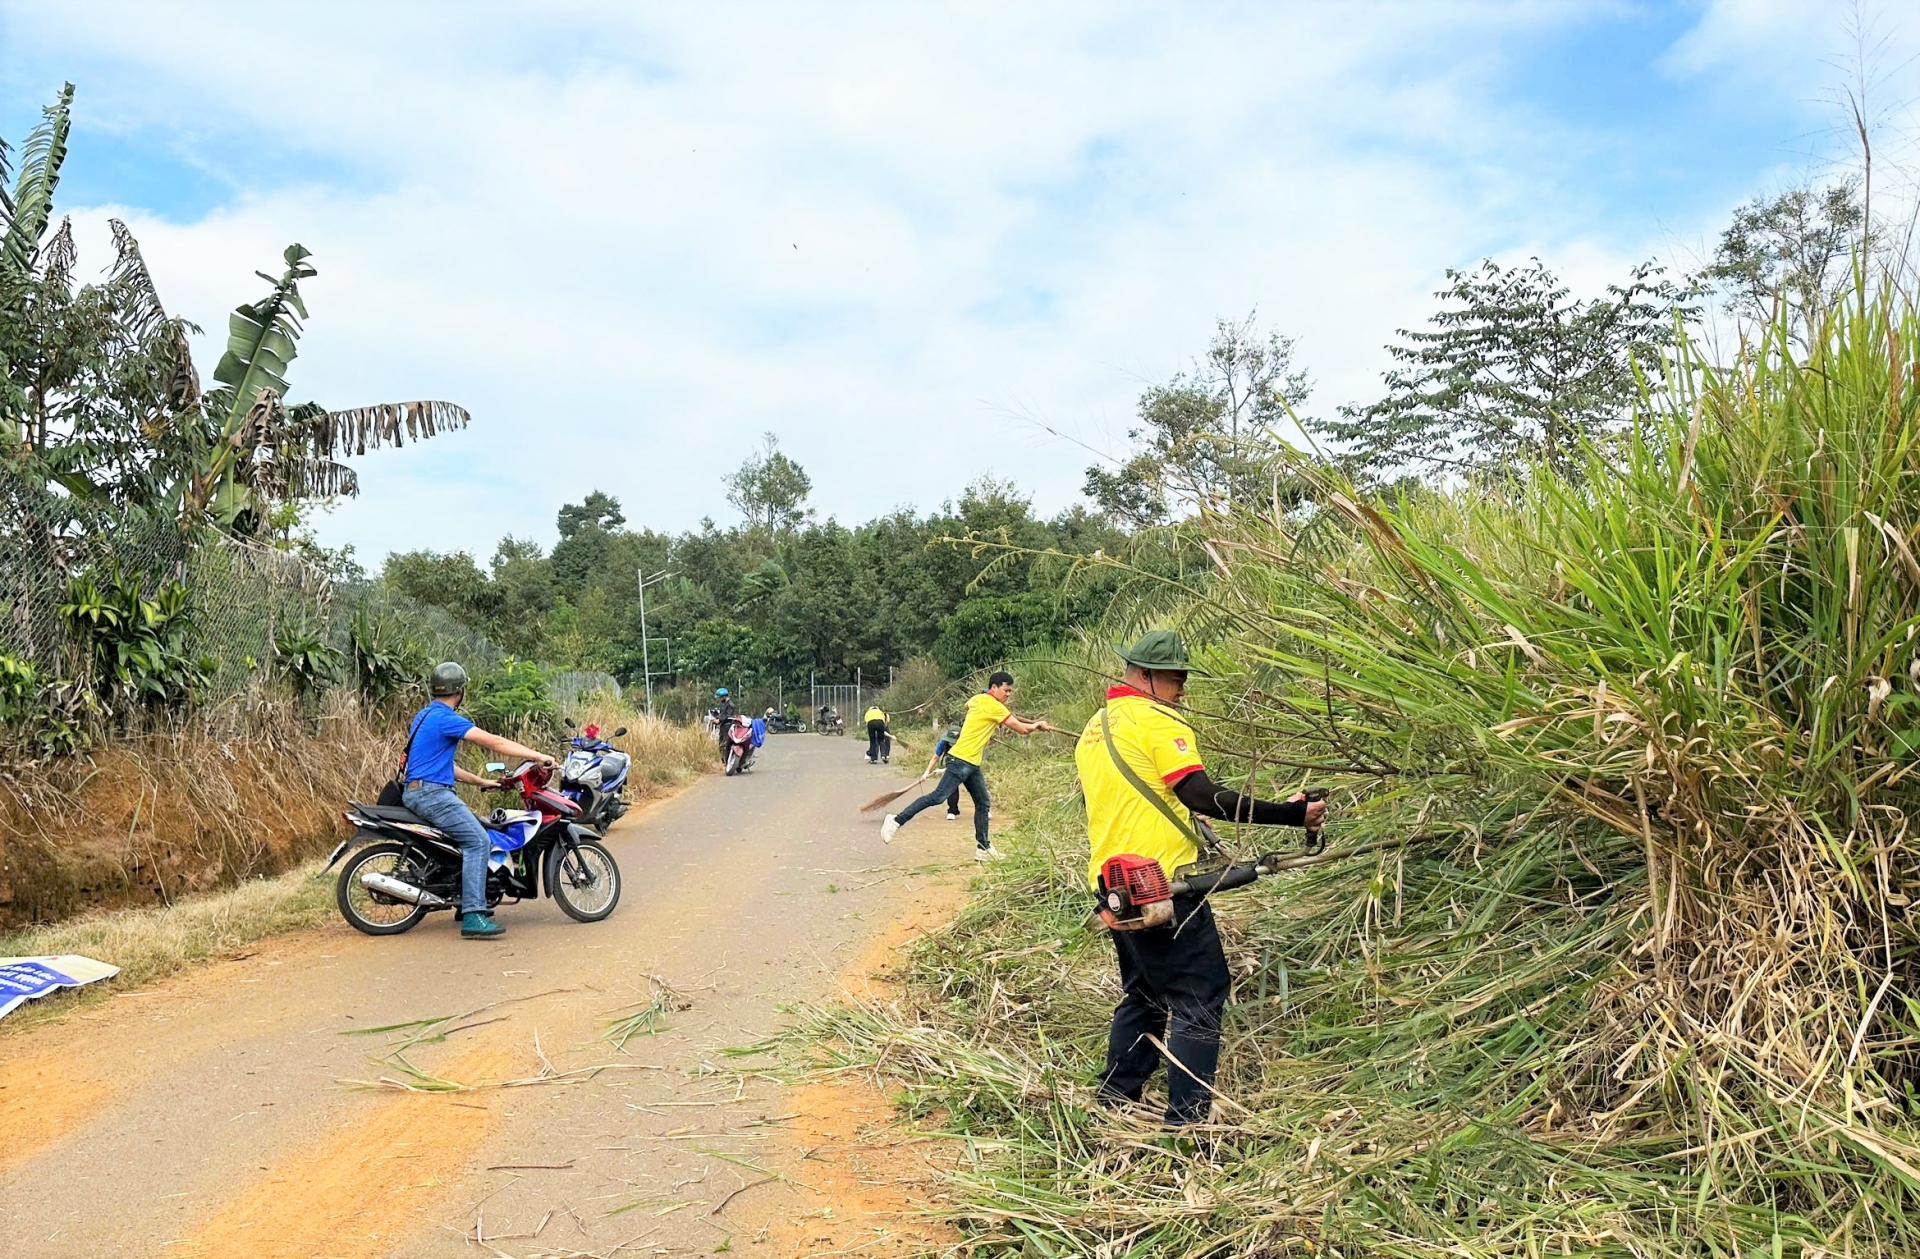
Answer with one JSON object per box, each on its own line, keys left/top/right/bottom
{"left": 723, "top": 716, "right": 761, "bottom": 776}
{"left": 330, "top": 759, "right": 622, "bottom": 935}
{"left": 558, "top": 718, "right": 632, "bottom": 831}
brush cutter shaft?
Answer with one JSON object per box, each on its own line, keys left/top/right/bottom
{"left": 1170, "top": 861, "right": 1261, "bottom": 896}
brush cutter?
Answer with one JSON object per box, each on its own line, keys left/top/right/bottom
{"left": 1096, "top": 789, "right": 1330, "bottom": 930}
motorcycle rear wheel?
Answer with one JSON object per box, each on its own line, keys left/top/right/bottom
{"left": 546, "top": 838, "right": 622, "bottom": 922}
{"left": 337, "top": 841, "right": 432, "bottom": 935}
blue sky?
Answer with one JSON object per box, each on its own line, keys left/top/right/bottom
{"left": 1, "top": 1, "right": 1903, "bottom": 564}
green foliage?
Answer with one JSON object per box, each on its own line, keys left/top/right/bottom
{"left": 58, "top": 564, "right": 210, "bottom": 712}
{"left": 723, "top": 432, "right": 812, "bottom": 531}
{"left": 1085, "top": 313, "right": 1311, "bottom": 525}
{"left": 0, "top": 652, "right": 38, "bottom": 726}
{"left": 384, "top": 479, "right": 1127, "bottom": 693}
{"left": 466, "top": 657, "right": 556, "bottom": 734}
{"left": 346, "top": 609, "right": 425, "bottom": 709}
{"left": 1318, "top": 256, "right": 1695, "bottom": 480}
{"left": 933, "top": 592, "right": 1061, "bottom": 675}
{"left": 1704, "top": 181, "right": 1863, "bottom": 333}
{"left": 1, "top": 83, "right": 468, "bottom": 540}
{"left": 0, "top": 651, "right": 85, "bottom": 757}
{"left": 271, "top": 621, "right": 342, "bottom": 701}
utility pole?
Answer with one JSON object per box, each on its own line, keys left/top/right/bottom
{"left": 636, "top": 567, "right": 675, "bottom": 716}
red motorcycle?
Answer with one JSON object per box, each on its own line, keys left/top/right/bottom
{"left": 723, "top": 717, "right": 758, "bottom": 776}
{"left": 329, "top": 759, "right": 622, "bottom": 935}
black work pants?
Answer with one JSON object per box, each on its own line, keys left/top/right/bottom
{"left": 866, "top": 722, "right": 890, "bottom": 761}
{"left": 1098, "top": 896, "right": 1232, "bottom": 1126}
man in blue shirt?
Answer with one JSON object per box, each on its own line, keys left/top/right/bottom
{"left": 403, "top": 662, "right": 555, "bottom": 939}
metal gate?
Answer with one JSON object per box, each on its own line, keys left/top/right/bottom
{"left": 809, "top": 683, "right": 866, "bottom": 735}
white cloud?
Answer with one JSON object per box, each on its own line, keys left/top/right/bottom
{"left": 4, "top": 0, "right": 1885, "bottom": 562}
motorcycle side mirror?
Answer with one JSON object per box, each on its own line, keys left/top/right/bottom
{"left": 613, "top": 727, "right": 628, "bottom": 737}
{"left": 485, "top": 762, "right": 507, "bottom": 774}
{"left": 564, "top": 717, "right": 576, "bottom": 728}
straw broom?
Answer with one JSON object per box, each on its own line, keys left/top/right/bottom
{"left": 860, "top": 771, "right": 931, "bottom": 813}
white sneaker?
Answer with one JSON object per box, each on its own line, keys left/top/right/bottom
{"left": 944, "top": 812, "right": 961, "bottom": 821}
{"left": 880, "top": 814, "right": 901, "bottom": 844}
{"left": 974, "top": 845, "right": 1005, "bottom": 862}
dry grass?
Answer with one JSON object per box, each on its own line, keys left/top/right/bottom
{"left": 0, "top": 859, "right": 333, "bottom": 995}
{"left": 0, "top": 693, "right": 392, "bottom": 930}
{"left": 565, "top": 696, "right": 718, "bottom": 798}
{"left": 0, "top": 858, "right": 336, "bottom": 1033}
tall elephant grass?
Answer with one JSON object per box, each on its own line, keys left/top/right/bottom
{"left": 792, "top": 288, "right": 1920, "bottom": 1256}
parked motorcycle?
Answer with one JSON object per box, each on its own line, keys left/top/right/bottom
{"left": 723, "top": 716, "right": 759, "bottom": 775}
{"left": 765, "top": 712, "right": 807, "bottom": 733}
{"left": 816, "top": 708, "right": 844, "bottom": 736}
{"left": 559, "top": 718, "right": 632, "bottom": 831}
{"left": 330, "top": 759, "right": 622, "bottom": 935}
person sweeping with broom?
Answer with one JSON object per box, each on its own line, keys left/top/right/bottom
{"left": 1080, "top": 630, "right": 1327, "bottom": 1126}
{"left": 880, "top": 671, "right": 1057, "bottom": 860}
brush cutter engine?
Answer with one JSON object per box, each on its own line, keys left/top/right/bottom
{"left": 1096, "top": 850, "right": 1293, "bottom": 931}
{"left": 1097, "top": 854, "right": 1176, "bottom": 930}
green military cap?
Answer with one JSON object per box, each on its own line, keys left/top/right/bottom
{"left": 1117, "top": 629, "right": 1208, "bottom": 675}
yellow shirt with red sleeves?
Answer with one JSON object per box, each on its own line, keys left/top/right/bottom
{"left": 948, "top": 692, "right": 1011, "bottom": 765}
{"left": 1075, "top": 685, "right": 1205, "bottom": 890}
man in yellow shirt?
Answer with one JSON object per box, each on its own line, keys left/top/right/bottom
{"left": 1077, "top": 630, "right": 1326, "bottom": 1126}
{"left": 881, "top": 670, "right": 1056, "bottom": 860}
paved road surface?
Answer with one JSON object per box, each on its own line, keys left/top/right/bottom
{"left": 0, "top": 733, "right": 967, "bottom": 1258}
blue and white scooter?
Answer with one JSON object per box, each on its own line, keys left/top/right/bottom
{"left": 558, "top": 719, "right": 633, "bottom": 832}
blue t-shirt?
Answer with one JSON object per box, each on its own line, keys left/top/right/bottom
{"left": 406, "top": 700, "right": 474, "bottom": 785}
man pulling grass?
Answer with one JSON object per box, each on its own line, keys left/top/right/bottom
{"left": 1077, "top": 631, "right": 1328, "bottom": 1125}
{"left": 882, "top": 670, "right": 1057, "bottom": 860}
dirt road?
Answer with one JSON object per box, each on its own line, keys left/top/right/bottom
{"left": 0, "top": 734, "right": 970, "bottom": 1258}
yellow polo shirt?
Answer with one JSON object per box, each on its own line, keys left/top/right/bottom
{"left": 948, "top": 692, "right": 1011, "bottom": 764}
{"left": 1075, "top": 686, "right": 1204, "bottom": 889}
{"left": 863, "top": 707, "right": 887, "bottom": 725}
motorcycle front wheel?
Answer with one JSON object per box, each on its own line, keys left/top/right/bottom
{"left": 546, "top": 838, "right": 622, "bottom": 922}
{"left": 337, "top": 841, "right": 432, "bottom": 936}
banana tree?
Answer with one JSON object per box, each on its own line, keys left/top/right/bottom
{"left": 194, "top": 243, "right": 470, "bottom": 533}
{"left": 1, "top": 82, "right": 470, "bottom": 536}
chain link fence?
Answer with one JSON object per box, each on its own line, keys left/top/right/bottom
{"left": 0, "top": 467, "right": 502, "bottom": 705}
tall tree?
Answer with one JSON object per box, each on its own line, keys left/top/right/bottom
{"left": 1316, "top": 258, "right": 1693, "bottom": 481}
{"left": 1702, "top": 183, "right": 1864, "bottom": 338}
{"left": 1085, "top": 314, "right": 1310, "bottom": 524}
{"left": 724, "top": 432, "right": 812, "bottom": 531}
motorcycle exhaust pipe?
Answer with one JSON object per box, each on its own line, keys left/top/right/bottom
{"left": 359, "top": 870, "right": 451, "bottom": 909}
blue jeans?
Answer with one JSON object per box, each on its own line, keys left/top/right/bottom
{"left": 403, "top": 782, "right": 491, "bottom": 914}
{"left": 894, "top": 757, "right": 990, "bottom": 847}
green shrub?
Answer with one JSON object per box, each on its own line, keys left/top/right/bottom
{"left": 272, "top": 621, "right": 343, "bottom": 702}
{"left": 346, "top": 609, "right": 424, "bottom": 708}
{"left": 466, "top": 656, "right": 556, "bottom": 734}
{"left": 0, "top": 653, "right": 93, "bottom": 759}
{"left": 59, "top": 563, "right": 213, "bottom": 713}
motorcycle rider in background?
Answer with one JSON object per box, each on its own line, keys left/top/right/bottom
{"left": 403, "top": 662, "right": 554, "bottom": 940}
{"left": 714, "top": 687, "right": 738, "bottom": 762}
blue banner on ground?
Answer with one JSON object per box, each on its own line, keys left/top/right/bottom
{"left": 0, "top": 955, "right": 120, "bottom": 1019}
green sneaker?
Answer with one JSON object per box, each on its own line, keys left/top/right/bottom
{"left": 461, "top": 912, "right": 507, "bottom": 939}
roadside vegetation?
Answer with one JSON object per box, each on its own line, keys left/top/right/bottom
{"left": 0, "top": 86, "right": 716, "bottom": 935}
{"left": 793, "top": 282, "right": 1920, "bottom": 1256}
